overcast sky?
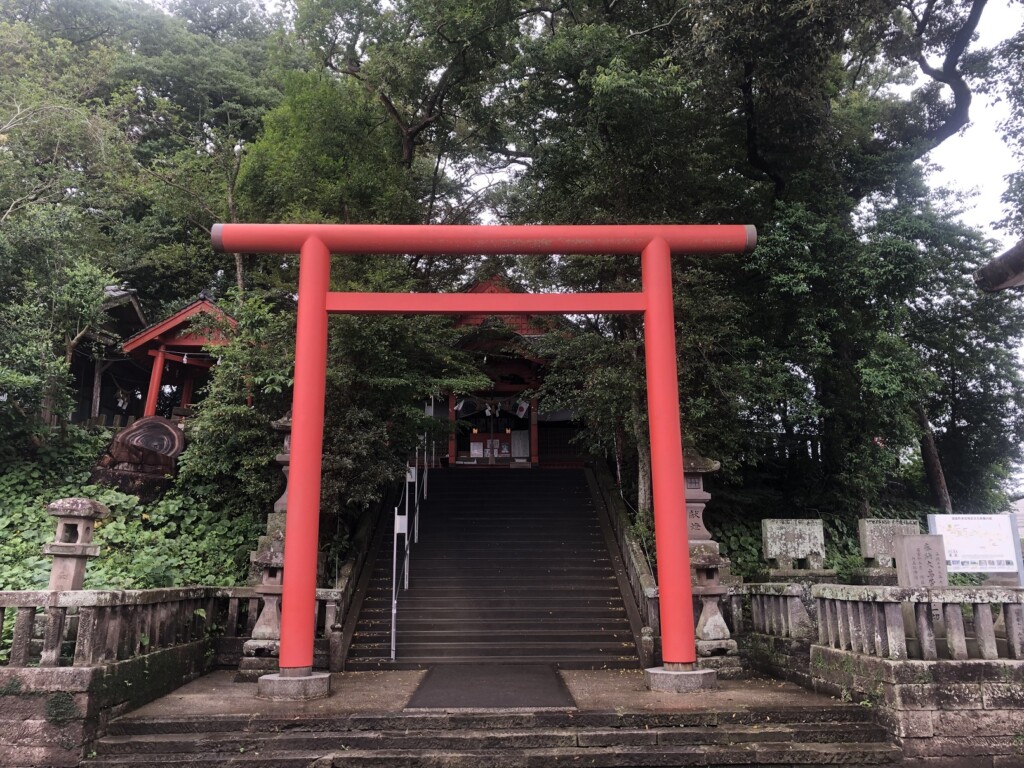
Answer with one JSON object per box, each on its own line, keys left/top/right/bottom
{"left": 927, "top": 0, "right": 1023, "bottom": 252}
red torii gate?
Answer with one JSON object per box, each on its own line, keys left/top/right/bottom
{"left": 212, "top": 223, "right": 756, "bottom": 691}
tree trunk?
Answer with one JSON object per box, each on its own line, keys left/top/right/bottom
{"left": 636, "top": 429, "right": 653, "bottom": 520}
{"left": 917, "top": 404, "right": 953, "bottom": 514}
{"left": 91, "top": 359, "right": 111, "bottom": 419}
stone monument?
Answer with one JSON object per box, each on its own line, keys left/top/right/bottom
{"left": 852, "top": 519, "right": 920, "bottom": 585}
{"left": 894, "top": 534, "right": 949, "bottom": 589}
{"left": 894, "top": 533, "right": 949, "bottom": 655}
{"left": 762, "top": 518, "right": 836, "bottom": 583}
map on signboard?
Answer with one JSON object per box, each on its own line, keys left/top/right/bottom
{"left": 927, "top": 514, "right": 1022, "bottom": 573}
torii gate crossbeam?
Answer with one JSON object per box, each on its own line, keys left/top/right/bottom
{"left": 212, "top": 223, "right": 756, "bottom": 683}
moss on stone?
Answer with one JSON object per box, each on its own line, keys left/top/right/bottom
{"left": 44, "top": 691, "right": 80, "bottom": 725}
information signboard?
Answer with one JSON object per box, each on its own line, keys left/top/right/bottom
{"left": 927, "top": 514, "right": 1024, "bottom": 584}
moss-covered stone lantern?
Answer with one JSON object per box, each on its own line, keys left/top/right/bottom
{"left": 43, "top": 497, "right": 109, "bottom": 591}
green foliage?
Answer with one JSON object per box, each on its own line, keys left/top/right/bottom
{"left": 0, "top": 426, "right": 257, "bottom": 591}
{"left": 0, "top": 428, "right": 107, "bottom": 590}
{"left": 176, "top": 291, "right": 294, "bottom": 526}
{"left": 3, "top": 0, "right": 1024, "bottom": 590}
{"left": 238, "top": 72, "right": 418, "bottom": 227}
{"left": 84, "top": 490, "right": 260, "bottom": 589}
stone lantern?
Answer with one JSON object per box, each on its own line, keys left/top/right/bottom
{"left": 43, "top": 498, "right": 110, "bottom": 591}
{"left": 237, "top": 546, "right": 285, "bottom": 681}
{"left": 237, "top": 413, "right": 291, "bottom": 681}
{"left": 683, "top": 449, "right": 740, "bottom": 675}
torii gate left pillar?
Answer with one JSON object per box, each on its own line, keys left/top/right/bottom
{"left": 212, "top": 223, "right": 756, "bottom": 699}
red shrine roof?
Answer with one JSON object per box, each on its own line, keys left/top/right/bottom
{"left": 123, "top": 297, "right": 235, "bottom": 358}
{"left": 454, "top": 276, "right": 547, "bottom": 336}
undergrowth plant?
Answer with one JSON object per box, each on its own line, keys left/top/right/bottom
{"left": 0, "top": 426, "right": 259, "bottom": 592}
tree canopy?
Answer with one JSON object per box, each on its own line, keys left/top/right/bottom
{"left": 2, "top": 0, "right": 1024, "bottom": 587}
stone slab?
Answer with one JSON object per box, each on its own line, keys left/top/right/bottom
{"left": 762, "top": 519, "right": 827, "bottom": 570}
{"left": 895, "top": 535, "right": 949, "bottom": 588}
{"left": 859, "top": 519, "right": 920, "bottom": 567}
{"left": 644, "top": 667, "right": 718, "bottom": 693}
{"left": 257, "top": 672, "right": 331, "bottom": 701}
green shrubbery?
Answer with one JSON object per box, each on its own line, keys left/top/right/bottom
{"left": 0, "top": 425, "right": 260, "bottom": 591}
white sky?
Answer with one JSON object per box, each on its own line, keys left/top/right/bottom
{"left": 926, "top": 0, "right": 1023, "bottom": 252}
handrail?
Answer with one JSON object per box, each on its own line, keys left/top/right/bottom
{"left": 391, "top": 435, "right": 433, "bottom": 660}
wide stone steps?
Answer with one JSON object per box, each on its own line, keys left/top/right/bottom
{"left": 83, "top": 713, "right": 902, "bottom": 767}
{"left": 345, "top": 468, "right": 641, "bottom": 670}
{"left": 351, "top": 630, "right": 636, "bottom": 645}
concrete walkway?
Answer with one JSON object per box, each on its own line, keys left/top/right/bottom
{"left": 119, "top": 669, "right": 848, "bottom": 720}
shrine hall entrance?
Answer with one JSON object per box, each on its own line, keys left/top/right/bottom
{"left": 452, "top": 398, "right": 533, "bottom": 464}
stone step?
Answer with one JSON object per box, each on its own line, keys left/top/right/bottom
{"left": 347, "top": 641, "right": 639, "bottom": 658}
{"left": 365, "top": 580, "right": 620, "bottom": 591}
{"left": 369, "top": 565, "right": 616, "bottom": 578}
{"left": 359, "top": 596, "right": 627, "bottom": 610}
{"left": 105, "top": 707, "right": 881, "bottom": 736}
{"left": 351, "top": 629, "right": 636, "bottom": 644}
{"left": 397, "top": 548, "right": 613, "bottom": 559}
{"left": 307, "top": 743, "right": 905, "bottom": 767}
{"left": 356, "top": 606, "right": 628, "bottom": 621}
{"left": 344, "top": 655, "right": 641, "bottom": 670}
{"left": 349, "top": 467, "right": 641, "bottom": 670}
{"left": 354, "top": 618, "right": 632, "bottom": 634}
{"left": 92, "top": 723, "right": 893, "bottom": 757}
{"left": 84, "top": 742, "right": 904, "bottom": 767}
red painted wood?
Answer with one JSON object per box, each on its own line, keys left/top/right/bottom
{"left": 213, "top": 223, "right": 756, "bottom": 256}
{"left": 279, "top": 237, "right": 331, "bottom": 673}
{"left": 211, "top": 222, "right": 757, "bottom": 679}
{"left": 326, "top": 292, "right": 646, "bottom": 315}
{"left": 123, "top": 299, "right": 232, "bottom": 354}
{"left": 180, "top": 373, "right": 194, "bottom": 409}
{"left": 642, "top": 238, "right": 697, "bottom": 665}
{"left": 144, "top": 346, "right": 166, "bottom": 417}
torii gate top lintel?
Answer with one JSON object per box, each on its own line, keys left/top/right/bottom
{"left": 210, "top": 221, "right": 756, "bottom": 690}
{"left": 211, "top": 222, "right": 757, "bottom": 257}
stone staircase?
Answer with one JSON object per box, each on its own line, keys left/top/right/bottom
{"left": 81, "top": 707, "right": 903, "bottom": 767}
{"left": 344, "top": 468, "right": 642, "bottom": 670}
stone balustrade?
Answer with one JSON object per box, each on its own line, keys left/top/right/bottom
{"left": 0, "top": 587, "right": 344, "bottom": 670}
{"left": 738, "top": 583, "right": 815, "bottom": 640}
{"left": 588, "top": 468, "right": 660, "bottom": 635}
{"left": 0, "top": 588, "right": 213, "bottom": 668}
{"left": 812, "top": 584, "right": 1024, "bottom": 662}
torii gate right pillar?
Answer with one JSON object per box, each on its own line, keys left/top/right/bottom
{"left": 642, "top": 237, "right": 718, "bottom": 691}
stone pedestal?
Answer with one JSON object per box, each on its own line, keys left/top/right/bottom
{"left": 644, "top": 666, "right": 718, "bottom": 692}
{"left": 850, "top": 567, "right": 899, "bottom": 586}
{"left": 43, "top": 498, "right": 110, "bottom": 591}
{"left": 257, "top": 671, "right": 331, "bottom": 700}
